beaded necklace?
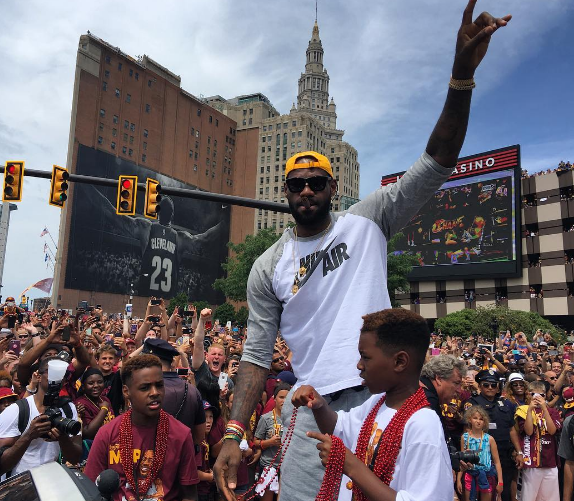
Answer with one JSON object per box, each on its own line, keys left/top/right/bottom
{"left": 316, "top": 388, "right": 429, "bottom": 501}
{"left": 119, "top": 409, "right": 170, "bottom": 501}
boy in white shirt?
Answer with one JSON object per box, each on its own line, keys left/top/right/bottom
{"left": 292, "top": 308, "right": 453, "bottom": 501}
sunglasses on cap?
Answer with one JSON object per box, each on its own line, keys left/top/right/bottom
{"left": 285, "top": 176, "right": 330, "bottom": 193}
{"left": 480, "top": 382, "right": 498, "bottom": 389}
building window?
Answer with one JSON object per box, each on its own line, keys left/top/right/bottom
{"left": 194, "top": 165, "right": 198, "bottom": 171}
{"left": 143, "top": 142, "right": 147, "bottom": 150}
{"left": 102, "top": 81, "right": 108, "bottom": 91}
{"left": 142, "top": 154, "right": 146, "bottom": 162}
{"left": 148, "top": 79, "right": 152, "bottom": 87}
{"left": 128, "top": 149, "right": 133, "bottom": 156}
{"left": 258, "top": 222, "right": 262, "bottom": 230}
{"left": 209, "top": 115, "right": 213, "bottom": 123}
{"left": 122, "top": 146, "right": 127, "bottom": 154}
{"left": 197, "top": 109, "right": 201, "bottom": 117}
{"left": 130, "top": 123, "right": 135, "bottom": 132}
{"left": 242, "top": 120, "right": 246, "bottom": 126}
{"left": 259, "top": 188, "right": 263, "bottom": 195}
{"left": 112, "top": 128, "right": 117, "bottom": 137}
{"left": 129, "top": 68, "right": 133, "bottom": 77}
{"left": 216, "top": 119, "right": 219, "bottom": 126}
{"left": 118, "top": 62, "right": 122, "bottom": 71}
{"left": 114, "top": 88, "right": 120, "bottom": 97}
{"left": 104, "top": 70, "right": 110, "bottom": 78}
{"left": 268, "top": 124, "right": 273, "bottom": 130}
{"left": 98, "top": 136, "right": 103, "bottom": 144}
{"left": 113, "top": 115, "right": 118, "bottom": 124}
{"left": 123, "top": 120, "right": 129, "bottom": 129}
{"left": 143, "top": 129, "right": 149, "bottom": 138}
{"left": 105, "top": 55, "right": 111, "bottom": 64}
{"left": 249, "top": 118, "right": 253, "bottom": 125}
{"left": 100, "top": 108, "right": 105, "bottom": 117}
{"left": 206, "top": 169, "right": 209, "bottom": 176}
{"left": 260, "top": 167, "right": 264, "bottom": 174}
{"left": 129, "top": 136, "right": 134, "bottom": 144}
{"left": 189, "top": 150, "right": 193, "bottom": 158}
{"left": 145, "top": 104, "right": 151, "bottom": 113}
{"left": 135, "top": 72, "right": 139, "bottom": 80}
{"left": 249, "top": 108, "right": 253, "bottom": 115}
{"left": 126, "top": 94, "right": 131, "bottom": 103}
{"left": 123, "top": 133, "right": 128, "bottom": 141}
{"left": 111, "top": 141, "right": 116, "bottom": 150}
{"left": 99, "top": 122, "right": 104, "bottom": 131}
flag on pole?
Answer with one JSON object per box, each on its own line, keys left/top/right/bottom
{"left": 44, "top": 254, "right": 48, "bottom": 262}
{"left": 40, "top": 227, "right": 49, "bottom": 237}
{"left": 43, "top": 243, "right": 48, "bottom": 252}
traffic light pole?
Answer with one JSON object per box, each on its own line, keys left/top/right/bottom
{"left": 2, "top": 166, "right": 291, "bottom": 214}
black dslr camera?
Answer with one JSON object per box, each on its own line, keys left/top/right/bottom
{"left": 449, "top": 445, "right": 480, "bottom": 470}
{"left": 43, "top": 380, "right": 82, "bottom": 436}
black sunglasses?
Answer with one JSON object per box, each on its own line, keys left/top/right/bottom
{"left": 285, "top": 176, "right": 330, "bottom": 193}
{"left": 480, "top": 382, "right": 498, "bottom": 389}
{"left": 272, "top": 356, "right": 285, "bottom": 363}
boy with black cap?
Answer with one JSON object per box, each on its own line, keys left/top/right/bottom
{"left": 143, "top": 338, "right": 206, "bottom": 450}
{"left": 465, "top": 369, "right": 522, "bottom": 501}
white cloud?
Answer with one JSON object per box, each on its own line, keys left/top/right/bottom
{"left": 0, "top": 0, "right": 572, "bottom": 301}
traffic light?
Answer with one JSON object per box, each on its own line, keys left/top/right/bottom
{"left": 144, "top": 178, "right": 162, "bottom": 219}
{"left": 3, "top": 161, "right": 24, "bottom": 202}
{"left": 49, "top": 165, "right": 69, "bottom": 208}
{"left": 116, "top": 175, "right": 138, "bottom": 215}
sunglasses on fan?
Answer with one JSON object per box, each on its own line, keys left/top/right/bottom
{"left": 285, "top": 176, "right": 331, "bottom": 193}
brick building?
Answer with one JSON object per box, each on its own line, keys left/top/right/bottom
{"left": 52, "top": 34, "right": 238, "bottom": 314}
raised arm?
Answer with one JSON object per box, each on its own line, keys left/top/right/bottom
{"left": 191, "top": 309, "right": 211, "bottom": 371}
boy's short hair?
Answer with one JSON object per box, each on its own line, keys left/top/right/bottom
{"left": 361, "top": 309, "right": 430, "bottom": 370}
{"left": 121, "top": 354, "right": 162, "bottom": 386}
{"left": 208, "top": 343, "right": 225, "bottom": 353}
{"left": 463, "top": 405, "right": 490, "bottom": 432}
{"left": 96, "top": 344, "right": 119, "bottom": 360}
{"left": 274, "top": 382, "right": 292, "bottom": 399}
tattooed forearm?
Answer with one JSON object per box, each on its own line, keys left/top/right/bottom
{"left": 230, "top": 361, "right": 269, "bottom": 425}
{"left": 426, "top": 87, "right": 473, "bottom": 168}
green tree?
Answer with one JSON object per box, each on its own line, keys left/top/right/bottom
{"left": 167, "top": 292, "right": 188, "bottom": 316}
{"left": 387, "top": 233, "right": 418, "bottom": 307}
{"left": 190, "top": 300, "right": 210, "bottom": 315}
{"left": 434, "top": 305, "right": 564, "bottom": 341}
{"left": 214, "top": 303, "right": 236, "bottom": 324}
{"left": 236, "top": 306, "right": 249, "bottom": 326}
{"left": 213, "top": 228, "right": 281, "bottom": 302}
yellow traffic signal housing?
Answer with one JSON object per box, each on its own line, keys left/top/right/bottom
{"left": 49, "top": 165, "right": 69, "bottom": 208}
{"left": 3, "top": 161, "right": 24, "bottom": 202}
{"left": 116, "top": 175, "right": 138, "bottom": 215}
{"left": 144, "top": 178, "right": 162, "bottom": 219}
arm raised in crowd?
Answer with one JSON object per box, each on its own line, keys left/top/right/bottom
{"left": 191, "top": 309, "right": 211, "bottom": 371}
{"left": 17, "top": 322, "right": 64, "bottom": 386}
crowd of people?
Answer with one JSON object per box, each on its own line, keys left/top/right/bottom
{"left": 521, "top": 161, "right": 574, "bottom": 180}
{"left": 3, "top": 297, "right": 574, "bottom": 501}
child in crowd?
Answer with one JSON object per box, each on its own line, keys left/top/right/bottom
{"left": 515, "top": 380, "right": 562, "bottom": 501}
{"left": 253, "top": 382, "right": 291, "bottom": 500}
{"left": 456, "top": 405, "right": 503, "bottom": 501}
{"left": 197, "top": 401, "right": 217, "bottom": 501}
{"left": 292, "top": 309, "right": 452, "bottom": 501}
{"left": 74, "top": 368, "right": 115, "bottom": 440}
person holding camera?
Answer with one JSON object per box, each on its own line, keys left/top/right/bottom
{"left": 464, "top": 370, "right": 523, "bottom": 501}
{"left": 514, "top": 380, "right": 562, "bottom": 501}
{"left": 0, "top": 357, "right": 82, "bottom": 477}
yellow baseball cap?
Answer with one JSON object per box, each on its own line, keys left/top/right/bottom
{"left": 285, "top": 151, "right": 334, "bottom": 178}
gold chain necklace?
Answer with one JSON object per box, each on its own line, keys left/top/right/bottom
{"left": 291, "top": 220, "right": 332, "bottom": 294}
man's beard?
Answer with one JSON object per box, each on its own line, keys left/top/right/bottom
{"left": 288, "top": 197, "right": 330, "bottom": 226}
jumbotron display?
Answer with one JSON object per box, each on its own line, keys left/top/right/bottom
{"left": 381, "top": 145, "right": 522, "bottom": 280}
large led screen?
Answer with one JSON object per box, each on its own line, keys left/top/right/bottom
{"left": 383, "top": 145, "right": 521, "bottom": 280}
{"left": 64, "top": 145, "right": 230, "bottom": 302}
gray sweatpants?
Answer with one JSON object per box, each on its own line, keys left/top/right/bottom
{"left": 279, "top": 386, "right": 371, "bottom": 501}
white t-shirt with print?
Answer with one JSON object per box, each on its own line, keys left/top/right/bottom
{"left": 334, "top": 393, "right": 454, "bottom": 501}
{"left": 0, "top": 395, "right": 80, "bottom": 476}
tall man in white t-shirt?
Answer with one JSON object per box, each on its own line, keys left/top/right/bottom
{"left": 0, "top": 357, "right": 82, "bottom": 476}
{"left": 214, "top": 2, "right": 511, "bottom": 499}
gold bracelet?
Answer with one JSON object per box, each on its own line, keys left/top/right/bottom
{"left": 449, "top": 76, "right": 476, "bottom": 91}
{"left": 100, "top": 406, "right": 109, "bottom": 412}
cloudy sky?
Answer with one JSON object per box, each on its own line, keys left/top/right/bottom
{"left": 1, "top": 0, "right": 572, "bottom": 304}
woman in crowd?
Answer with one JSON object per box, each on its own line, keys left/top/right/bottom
{"left": 503, "top": 372, "right": 530, "bottom": 414}
{"left": 74, "top": 368, "right": 115, "bottom": 440}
